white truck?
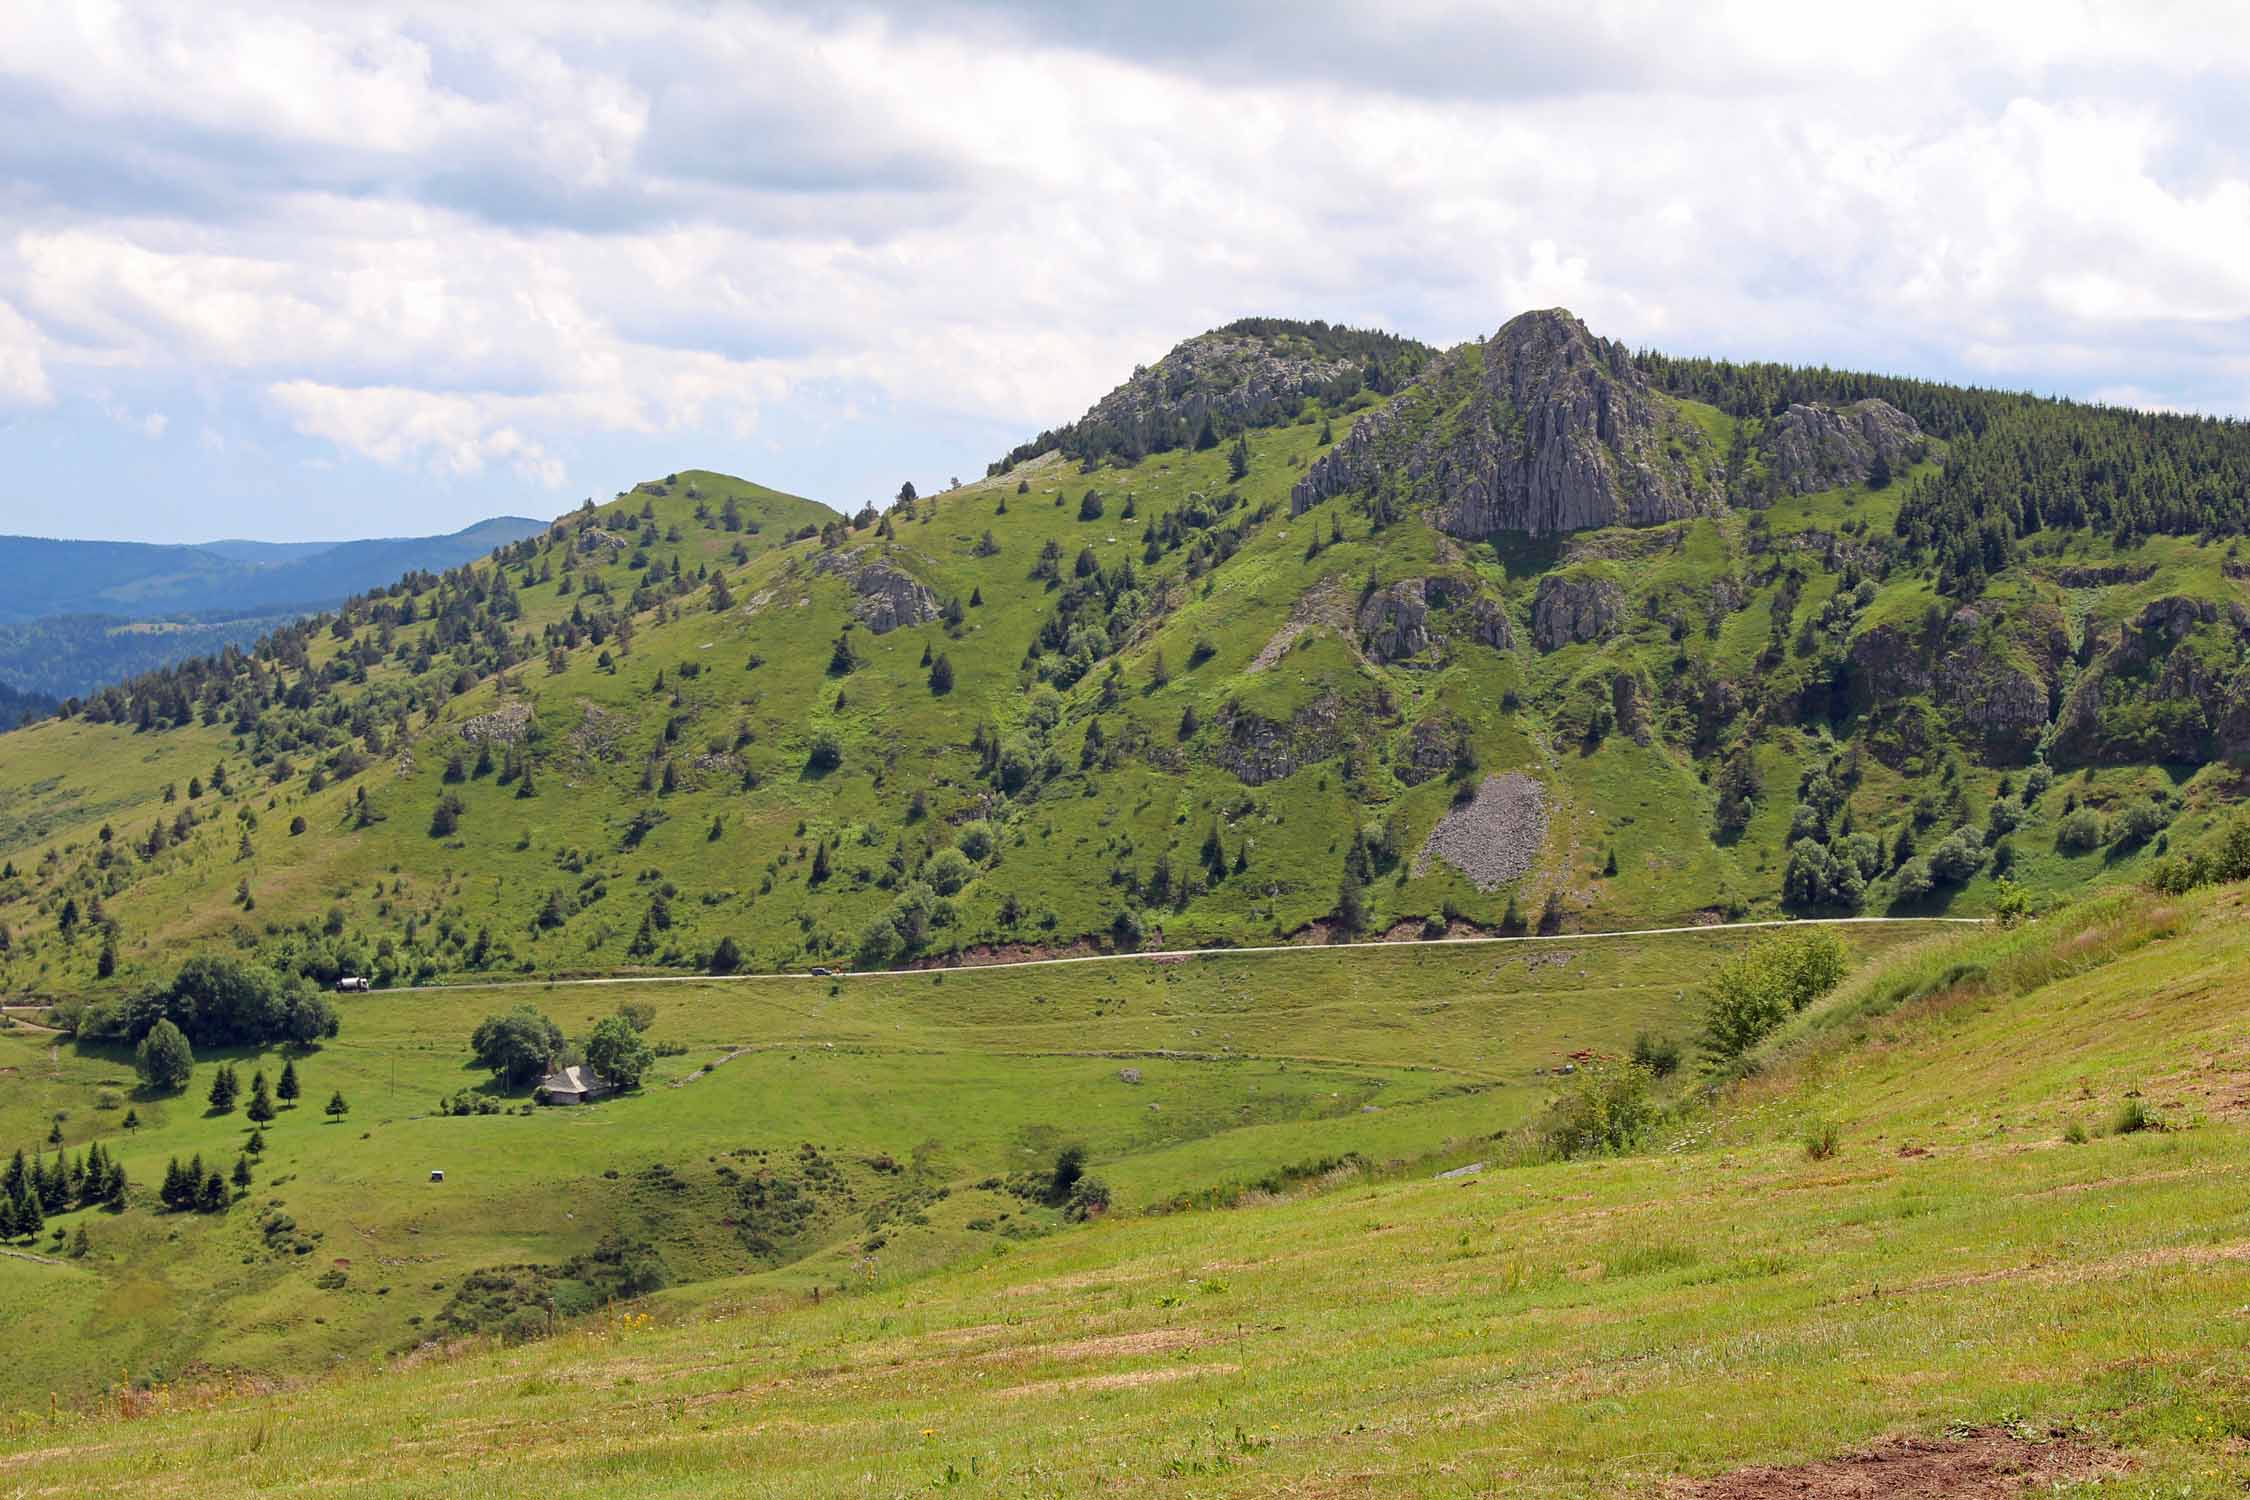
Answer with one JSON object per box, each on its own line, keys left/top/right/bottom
{"left": 336, "top": 976, "right": 372, "bottom": 993}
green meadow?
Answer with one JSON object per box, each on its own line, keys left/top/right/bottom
{"left": 0, "top": 923, "right": 1927, "bottom": 1403}
{"left": 0, "top": 885, "right": 2245, "bottom": 1495}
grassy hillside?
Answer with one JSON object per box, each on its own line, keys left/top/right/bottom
{"left": 5, "top": 884, "right": 2249, "bottom": 1494}
{"left": 0, "top": 922, "right": 1929, "bottom": 1403}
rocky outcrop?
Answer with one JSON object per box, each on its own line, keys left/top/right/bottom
{"left": 1847, "top": 622, "right": 1934, "bottom": 702}
{"left": 1356, "top": 580, "right": 1440, "bottom": 664}
{"left": 1468, "top": 597, "right": 1516, "bottom": 651}
{"left": 814, "top": 549, "right": 939, "bottom": 634}
{"left": 1211, "top": 690, "right": 1355, "bottom": 786}
{"left": 1292, "top": 309, "right": 1725, "bottom": 537}
{"left": 1349, "top": 575, "right": 1517, "bottom": 663}
{"left": 2054, "top": 596, "right": 2249, "bottom": 764}
{"left": 1851, "top": 604, "right": 2070, "bottom": 762}
{"left": 1396, "top": 714, "right": 1465, "bottom": 786}
{"left": 1530, "top": 572, "right": 1625, "bottom": 651}
{"left": 1756, "top": 399, "right": 1922, "bottom": 495}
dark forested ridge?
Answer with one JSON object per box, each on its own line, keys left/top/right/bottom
{"left": 0, "top": 681, "right": 56, "bottom": 732}
{"left": 1632, "top": 350, "right": 2250, "bottom": 594}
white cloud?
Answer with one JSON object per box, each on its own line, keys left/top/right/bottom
{"left": 0, "top": 1, "right": 2247, "bottom": 528}
{"left": 0, "top": 300, "right": 53, "bottom": 407}
{"left": 267, "top": 382, "right": 570, "bottom": 487}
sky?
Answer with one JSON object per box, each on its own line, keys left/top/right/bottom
{"left": 1, "top": 1, "right": 2247, "bottom": 543}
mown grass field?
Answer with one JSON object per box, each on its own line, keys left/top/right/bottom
{"left": 0, "top": 923, "right": 1928, "bottom": 1405}
{"left": 2, "top": 886, "right": 2246, "bottom": 1495}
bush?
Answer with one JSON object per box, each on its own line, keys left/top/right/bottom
{"left": 2055, "top": 807, "right": 2105, "bottom": 853}
{"left": 1533, "top": 1065, "right": 1657, "bottom": 1160}
{"left": 1926, "top": 824, "right": 1987, "bottom": 884}
{"left": 1629, "top": 1031, "right": 1681, "bottom": 1078}
{"left": 2111, "top": 1097, "right": 2153, "bottom": 1135}
{"left": 1803, "top": 1121, "right": 1842, "bottom": 1160}
{"left": 923, "top": 847, "right": 975, "bottom": 897}
{"left": 2110, "top": 799, "right": 2167, "bottom": 848}
{"left": 1698, "top": 929, "right": 1848, "bottom": 1069}
{"left": 1064, "top": 1176, "right": 1111, "bottom": 1221}
{"left": 806, "top": 733, "right": 842, "bottom": 772}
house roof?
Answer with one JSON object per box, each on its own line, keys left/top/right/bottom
{"left": 539, "top": 1064, "right": 609, "bottom": 1094}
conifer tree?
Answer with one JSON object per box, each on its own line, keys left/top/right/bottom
{"left": 325, "top": 1090, "right": 350, "bottom": 1123}
{"left": 277, "top": 1059, "right": 300, "bottom": 1107}
{"left": 207, "top": 1062, "right": 239, "bottom": 1113}
{"left": 232, "top": 1155, "right": 253, "bottom": 1190}
{"left": 247, "top": 1070, "right": 276, "bottom": 1123}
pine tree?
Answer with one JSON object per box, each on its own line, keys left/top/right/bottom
{"left": 1228, "top": 433, "right": 1250, "bottom": 481}
{"left": 232, "top": 1155, "right": 252, "bottom": 1190}
{"left": 122, "top": 1107, "right": 140, "bottom": 1132}
{"left": 1335, "top": 873, "right": 1367, "bottom": 936}
{"left": 247, "top": 1070, "right": 276, "bottom": 1124}
{"left": 246, "top": 1128, "right": 266, "bottom": 1156}
{"left": 277, "top": 1059, "right": 300, "bottom": 1107}
{"left": 198, "top": 1170, "right": 228, "bottom": 1213}
{"left": 160, "top": 1156, "right": 189, "bottom": 1211}
{"left": 11, "top": 1179, "right": 40, "bottom": 1239}
{"left": 325, "top": 1090, "right": 350, "bottom": 1123}
{"left": 207, "top": 1062, "right": 240, "bottom": 1113}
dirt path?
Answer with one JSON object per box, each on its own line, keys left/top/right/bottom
{"left": 671, "top": 1046, "right": 752, "bottom": 1086}
{"left": 382, "top": 915, "right": 1986, "bottom": 997}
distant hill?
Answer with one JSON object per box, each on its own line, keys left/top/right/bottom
{"left": 0, "top": 680, "right": 55, "bottom": 732}
{"left": 0, "top": 516, "right": 547, "bottom": 625}
{"left": 0, "top": 516, "right": 548, "bottom": 698}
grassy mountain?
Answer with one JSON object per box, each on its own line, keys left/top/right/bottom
{"left": 5, "top": 880, "right": 2248, "bottom": 1493}
{"left": 2, "top": 313, "right": 2249, "bottom": 1000}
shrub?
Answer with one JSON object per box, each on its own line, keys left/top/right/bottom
{"left": 1064, "top": 1176, "right": 1111, "bottom": 1221}
{"left": 1533, "top": 1064, "right": 1656, "bottom": 1160}
{"left": 1803, "top": 1121, "right": 1842, "bottom": 1160}
{"left": 2062, "top": 1120, "right": 2090, "bottom": 1145}
{"left": 2111, "top": 1097, "right": 2153, "bottom": 1135}
{"left": 1699, "top": 929, "right": 1848, "bottom": 1068}
{"left": 2055, "top": 807, "right": 2105, "bottom": 853}
{"left": 1629, "top": 1031, "right": 1681, "bottom": 1078}
{"left": 2110, "top": 799, "right": 2167, "bottom": 848}
{"left": 923, "top": 847, "right": 975, "bottom": 897}
{"left": 806, "top": 733, "right": 842, "bottom": 772}
{"left": 1926, "top": 824, "right": 1987, "bottom": 884}
{"left": 955, "top": 820, "right": 995, "bottom": 861}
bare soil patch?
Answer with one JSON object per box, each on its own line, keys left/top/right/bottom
{"left": 1679, "top": 1428, "right": 2126, "bottom": 1499}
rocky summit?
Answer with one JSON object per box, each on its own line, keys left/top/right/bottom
{"left": 1294, "top": 308, "right": 1725, "bottom": 535}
